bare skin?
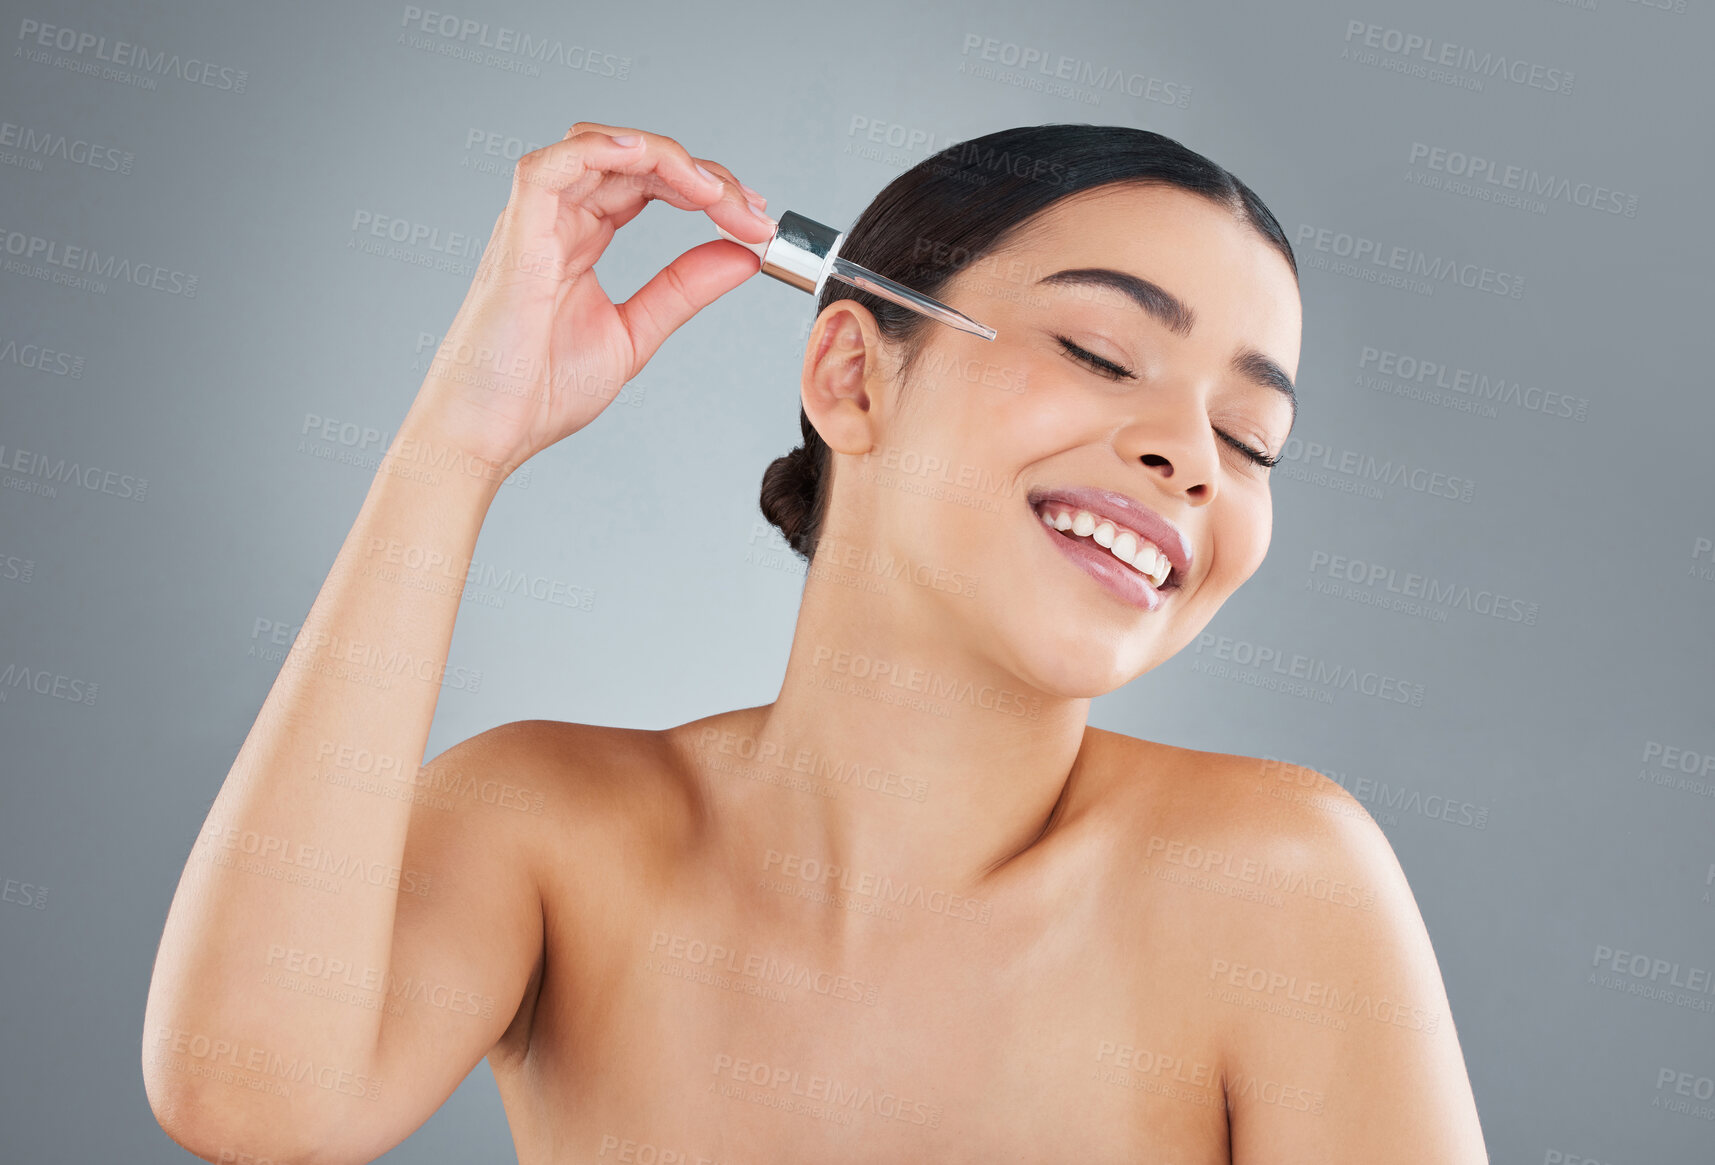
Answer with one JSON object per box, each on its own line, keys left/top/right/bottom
{"left": 454, "top": 711, "right": 1479, "bottom": 1165}
{"left": 142, "top": 124, "right": 1487, "bottom": 1164}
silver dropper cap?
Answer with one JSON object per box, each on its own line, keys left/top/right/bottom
{"left": 717, "top": 210, "right": 844, "bottom": 296}
{"left": 716, "top": 210, "right": 997, "bottom": 341}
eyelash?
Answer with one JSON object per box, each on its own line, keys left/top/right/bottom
{"left": 1054, "top": 336, "right": 1280, "bottom": 469}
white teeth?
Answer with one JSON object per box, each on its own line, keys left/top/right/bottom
{"left": 1034, "top": 502, "right": 1173, "bottom": 589}
{"left": 1112, "top": 530, "right": 1139, "bottom": 563}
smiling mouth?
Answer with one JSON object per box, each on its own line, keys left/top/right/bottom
{"left": 1029, "top": 498, "right": 1184, "bottom": 592}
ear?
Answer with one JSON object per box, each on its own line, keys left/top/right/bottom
{"left": 801, "top": 299, "right": 896, "bottom": 457}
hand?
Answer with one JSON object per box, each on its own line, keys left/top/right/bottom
{"left": 404, "top": 122, "right": 775, "bottom": 469}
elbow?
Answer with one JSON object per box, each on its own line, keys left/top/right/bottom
{"left": 142, "top": 1071, "right": 327, "bottom": 1165}
{"left": 142, "top": 1077, "right": 233, "bottom": 1163}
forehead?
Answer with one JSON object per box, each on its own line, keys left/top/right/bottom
{"left": 978, "top": 182, "right": 1303, "bottom": 373}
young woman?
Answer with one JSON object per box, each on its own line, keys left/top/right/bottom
{"left": 143, "top": 122, "right": 1488, "bottom": 1163}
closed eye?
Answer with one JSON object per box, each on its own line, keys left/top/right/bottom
{"left": 1054, "top": 336, "right": 1280, "bottom": 469}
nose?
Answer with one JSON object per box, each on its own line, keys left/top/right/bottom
{"left": 1113, "top": 404, "right": 1220, "bottom": 504}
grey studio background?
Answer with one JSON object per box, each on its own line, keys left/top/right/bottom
{"left": 1, "top": 0, "right": 1711, "bottom": 1160}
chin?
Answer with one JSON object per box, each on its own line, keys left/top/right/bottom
{"left": 994, "top": 613, "right": 1159, "bottom": 701}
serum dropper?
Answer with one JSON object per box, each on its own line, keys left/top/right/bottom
{"left": 716, "top": 211, "right": 998, "bottom": 341}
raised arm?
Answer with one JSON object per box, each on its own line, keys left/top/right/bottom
{"left": 141, "top": 123, "right": 776, "bottom": 1165}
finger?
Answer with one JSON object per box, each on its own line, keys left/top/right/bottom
{"left": 614, "top": 239, "right": 764, "bottom": 371}
{"left": 673, "top": 152, "right": 775, "bottom": 243}
{"left": 562, "top": 123, "right": 756, "bottom": 210}
{"left": 550, "top": 124, "right": 773, "bottom": 238}
{"left": 562, "top": 123, "right": 769, "bottom": 217}
{"left": 688, "top": 155, "right": 767, "bottom": 210}
{"left": 507, "top": 130, "right": 684, "bottom": 239}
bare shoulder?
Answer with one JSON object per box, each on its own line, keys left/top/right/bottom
{"left": 1092, "top": 730, "right": 1484, "bottom": 1157}
{"left": 422, "top": 717, "right": 702, "bottom": 851}
{"left": 1090, "top": 729, "right": 1451, "bottom": 1046}
{"left": 1088, "top": 727, "right": 1399, "bottom": 901}
{"left": 450, "top": 717, "right": 687, "bottom": 797}
{"left": 1196, "top": 746, "right": 1428, "bottom": 949}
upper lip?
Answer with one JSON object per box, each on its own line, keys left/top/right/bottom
{"left": 1026, "top": 485, "right": 1193, "bottom": 584}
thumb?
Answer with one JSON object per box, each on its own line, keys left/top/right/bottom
{"left": 615, "top": 239, "right": 763, "bottom": 370}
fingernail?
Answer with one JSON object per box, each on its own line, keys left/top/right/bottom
{"left": 749, "top": 202, "right": 775, "bottom": 225}
{"left": 694, "top": 162, "right": 723, "bottom": 188}
{"left": 738, "top": 180, "right": 764, "bottom": 201}
{"left": 611, "top": 133, "right": 641, "bottom": 146}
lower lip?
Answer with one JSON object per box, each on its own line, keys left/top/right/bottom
{"left": 1034, "top": 507, "right": 1170, "bottom": 613}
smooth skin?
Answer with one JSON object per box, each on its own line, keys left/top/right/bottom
{"left": 142, "top": 123, "right": 1488, "bottom": 1164}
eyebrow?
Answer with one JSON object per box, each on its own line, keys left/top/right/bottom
{"left": 1036, "top": 267, "right": 1297, "bottom": 428}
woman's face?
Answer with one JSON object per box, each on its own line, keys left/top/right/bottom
{"left": 812, "top": 181, "right": 1303, "bottom": 698}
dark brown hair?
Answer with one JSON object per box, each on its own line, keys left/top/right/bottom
{"left": 759, "top": 123, "right": 1297, "bottom": 563}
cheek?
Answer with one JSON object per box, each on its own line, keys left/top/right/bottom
{"left": 879, "top": 351, "right": 1073, "bottom": 553}
{"left": 902, "top": 354, "right": 1056, "bottom": 475}
{"left": 929, "top": 358, "right": 1089, "bottom": 487}
{"left": 1213, "top": 493, "right": 1274, "bottom": 587}
{"left": 1011, "top": 357, "right": 1094, "bottom": 431}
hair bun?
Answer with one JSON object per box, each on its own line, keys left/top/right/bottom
{"left": 759, "top": 413, "right": 827, "bottom": 561}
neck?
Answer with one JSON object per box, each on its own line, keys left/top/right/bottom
{"left": 696, "top": 559, "right": 1095, "bottom": 926}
